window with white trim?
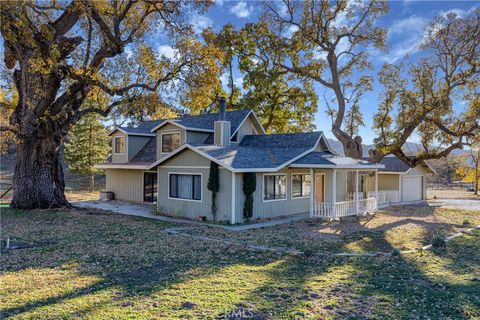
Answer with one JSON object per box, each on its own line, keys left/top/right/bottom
{"left": 113, "top": 136, "right": 125, "bottom": 154}
{"left": 292, "top": 174, "right": 311, "bottom": 198}
{"left": 162, "top": 133, "right": 181, "bottom": 153}
{"left": 169, "top": 174, "right": 201, "bottom": 201}
{"left": 263, "top": 174, "right": 287, "bottom": 201}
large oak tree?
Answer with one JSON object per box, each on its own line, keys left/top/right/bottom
{"left": 0, "top": 0, "right": 213, "bottom": 208}
{"left": 262, "top": 0, "right": 479, "bottom": 163}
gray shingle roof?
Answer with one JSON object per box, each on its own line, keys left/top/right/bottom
{"left": 131, "top": 137, "right": 156, "bottom": 163}
{"left": 369, "top": 156, "right": 411, "bottom": 173}
{"left": 193, "top": 144, "right": 312, "bottom": 169}
{"left": 113, "top": 109, "right": 252, "bottom": 137}
{"left": 190, "top": 132, "right": 323, "bottom": 169}
{"left": 114, "top": 119, "right": 165, "bottom": 135}
{"left": 240, "top": 132, "right": 322, "bottom": 148}
{"left": 294, "top": 152, "right": 378, "bottom": 167}
{"left": 169, "top": 109, "right": 251, "bottom": 135}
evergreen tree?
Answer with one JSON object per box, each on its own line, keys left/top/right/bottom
{"left": 207, "top": 161, "right": 220, "bottom": 220}
{"left": 64, "top": 113, "right": 110, "bottom": 192}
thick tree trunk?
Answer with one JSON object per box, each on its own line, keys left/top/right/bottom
{"left": 11, "top": 137, "right": 70, "bottom": 209}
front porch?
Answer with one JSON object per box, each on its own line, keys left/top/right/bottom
{"left": 309, "top": 169, "right": 379, "bottom": 219}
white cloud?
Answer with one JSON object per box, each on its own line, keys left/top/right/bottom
{"left": 382, "top": 15, "right": 428, "bottom": 63}
{"left": 214, "top": 0, "right": 224, "bottom": 6}
{"left": 157, "top": 45, "right": 176, "bottom": 59}
{"left": 230, "top": 1, "right": 252, "bottom": 18}
{"left": 234, "top": 76, "right": 243, "bottom": 88}
{"left": 219, "top": 72, "right": 244, "bottom": 90}
{"left": 283, "top": 25, "right": 299, "bottom": 38}
{"left": 312, "top": 37, "right": 351, "bottom": 61}
{"left": 440, "top": 8, "right": 467, "bottom": 19}
{"left": 389, "top": 16, "right": 427, "bottom": 35}
{"left": 190, "top": 14, "right": 213, "bottom": 33}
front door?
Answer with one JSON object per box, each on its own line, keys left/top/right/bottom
{"left": 315, "top": 173, "right": 325, "bottom": 203}
{"left": 144, "top": 172, "right": 157, "bottom": 202}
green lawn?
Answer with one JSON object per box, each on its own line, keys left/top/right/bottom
{"left": 1, "top": 207, "right": 479, "bottom": 319}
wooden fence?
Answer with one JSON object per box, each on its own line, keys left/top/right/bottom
{"left": 427, "top": 183, "right": 473, "bottom": 190}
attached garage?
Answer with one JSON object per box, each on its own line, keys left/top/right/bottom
{"left": 368, "top": 156, "right": 435, "bottom": 206}
{"left": 401, "top": 175, "right": 424, "bottom": 202}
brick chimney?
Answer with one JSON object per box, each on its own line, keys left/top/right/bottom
{"left": 214, "top": 97, "right": 231, "bottom": 146}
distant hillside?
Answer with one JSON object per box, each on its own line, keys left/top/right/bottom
{"left": 327, "top": 139, "right": 470, "bottom": 158}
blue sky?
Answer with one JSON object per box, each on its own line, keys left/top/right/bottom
{"left": 185, "top": 0, "right": 479, "bottom": 144}
{"left": 1, "top": 1, "right": 477, "bottom": 144}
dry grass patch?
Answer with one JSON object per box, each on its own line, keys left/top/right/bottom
{"left": 183, "top": 206, "right": 480, "bottom": 253}
{"left": 1, "top": 207, "right": 479, "bottom": 319}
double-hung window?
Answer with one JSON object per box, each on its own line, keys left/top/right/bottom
{"left": 292, "top": 174, "right": 311, "bottom": 198}
{"left": 161, "top": 132, "right": 181, "bottom": 153}
{"left": 169, "top": 174, "right": 201, "bottom": 201}
{"left": 113, "top": 136, "right": 125, "bottom": 154}
{"left": 263, "top": 174, "right": 287, "bottom": 201}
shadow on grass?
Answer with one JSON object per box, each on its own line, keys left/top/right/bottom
{"left": 1, "top": 207, "right": 479, "bottom": 319}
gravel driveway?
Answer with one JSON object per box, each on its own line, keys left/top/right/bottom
{"left": 428, "top": 199, "right": 480, "bottom": 211}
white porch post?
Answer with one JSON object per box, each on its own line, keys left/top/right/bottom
{"left": 310, "top": 168, "right": 314, "bottom": 217}
{"left": 332, "top": 169, "right": 337, "bottom": 217}
{"left": 375, "top": 170, "right": 379, "bottom": 209}
{"left": 231, "top": 171, "right": 236, "bottom": 224}
{"left": 355, "top": 170, "right": 359, "bottom": 215}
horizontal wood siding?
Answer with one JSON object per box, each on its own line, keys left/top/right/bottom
{"left": 128, "top": 136, "right": 150, "bottom": 161}
{"left": 111, "top": 131, "right": 128, "bottom": 163}
{"left": 156, "top": 123, "right": 186, "bottom": 160}
{"left": 105, "top": 169, "right": 143, "bottom": 202}
{"left": 236, "top": 114, "right": 264, "bottom": 142}
{"left": 368, "top": 173, "right": 400, "bottom": 191}
{"left": 157, "top": 149, "right": 232, "bottom": 222}
{"left": 240, "top": 168, "right": 311, "bottom": 221}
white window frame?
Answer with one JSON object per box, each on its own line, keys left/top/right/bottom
{"left": 113, "top": 136, "right": 125, "bottom": 155}
{"left": 167, "top": 172, "right": 203, "bottom": 203}
{"left": 291, "top": 173, "right": 311, "bottom": 199}
{"left": 262, "top": 173, "right": 288, "bottom": 202}
{"left": 161, "top": 131, "right": 182, "bottom": 154}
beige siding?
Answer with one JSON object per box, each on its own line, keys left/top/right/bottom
{"left": 235, "top": 114, "right": 264, "bottom": 143}
{"left": 161, "top": 148, "right": 209, "bottom": 167}
{"left": 234, "top": 168, "right": 353, "bottom": 223}
{"left": 105, "top": 169, "right": 144, "bottom": 202}
{"left": 156, "top": 123, "right": 186, "bottom": 160}
{"left": 111, "top": 131, "right": 128, "bottom": 163}
{"left": 234, "top": 168, "right": 311, "bottom": 222}
{"left": 368, "top": 173, "right": 401, "bottom": 191}
{"left": 128, "top": 136, "right": 150, "bottom": 161}
{"left": 157, "top": 149, "right": 232, "bottom": 222}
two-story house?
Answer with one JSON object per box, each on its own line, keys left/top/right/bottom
{"left": 96, "top": 98, "right": 433, "bottom": 224}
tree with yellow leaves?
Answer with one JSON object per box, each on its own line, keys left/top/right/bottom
{"left": 261, "top": 0, "right": 479, "bottom": 166}
{"left": 0, "top": 0, "right": 215, "bottom": 209}
{"left": 456, "top": 140, "right": 480, "bottom": 195}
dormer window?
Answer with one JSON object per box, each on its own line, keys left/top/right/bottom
{"left": 161, "top": 132, "right": 181, "bottom": 153}
{"left": 113, "top": 136, "right": 125, "bottom": 154}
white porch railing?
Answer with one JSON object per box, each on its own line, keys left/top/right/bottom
{"left": 311, "top": 198, "right": 377, "bottom": 219}
{"left": 346, "top": 192, "right": 364, "bottom": 201}
{"left": 368, "top": 190, "right": 400, "bottom": 205}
